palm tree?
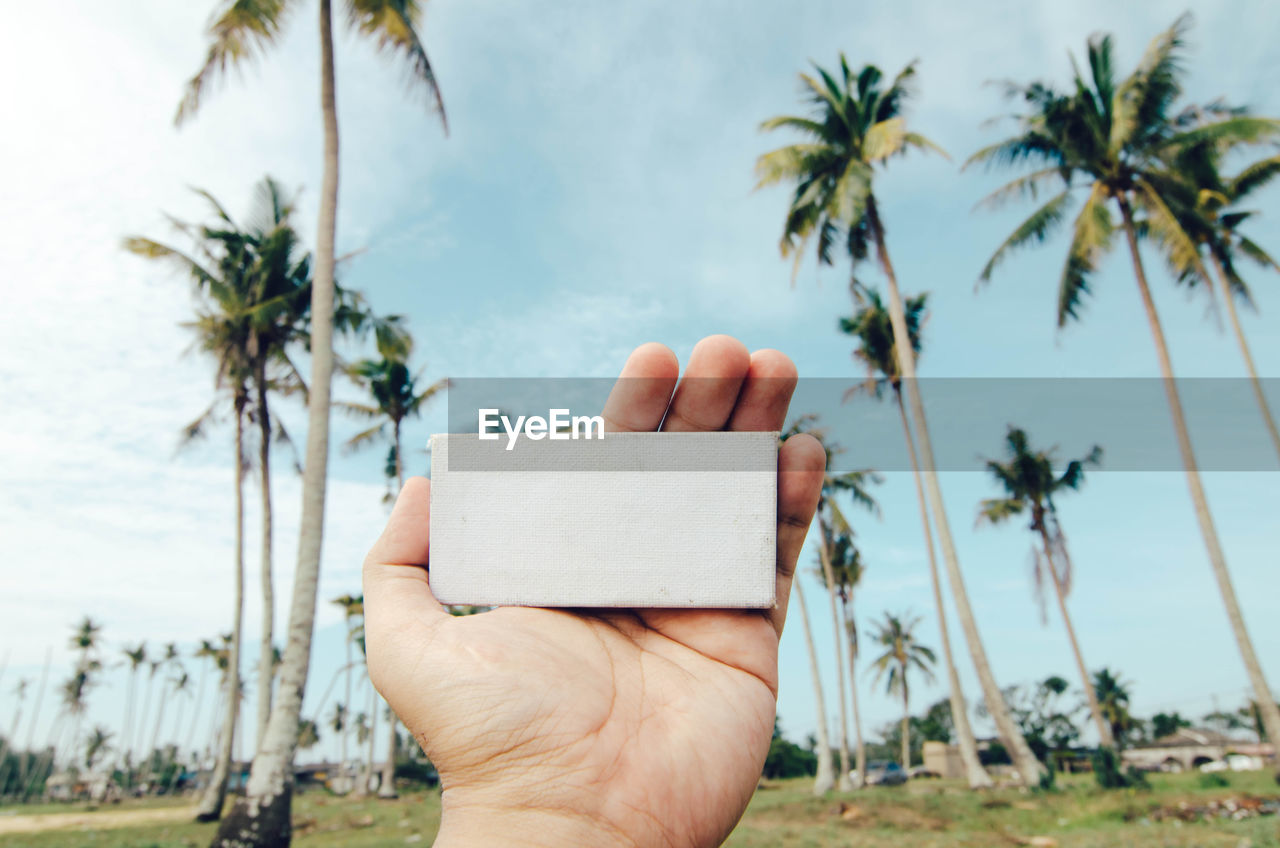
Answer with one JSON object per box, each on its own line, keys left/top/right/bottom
{"left": 759, "top": 55, "right": 1045, "bottom": 784}
{"left": 84, "top": 726, "right": 113, "bottom": 773}
{"left": 340, "top": 350, "right": 439, "bottom": 797}
{"left": 296, "top": 719, "right": 321, "bottom": 753}
{"left": 146, "top": 644, "right": 181, "bottom": 777}
{"left": 128, "top": 178, "right": 312, "bottom": 767}
{"left": 1091, "top": 669, "right": 1136, "bottom": 749}
{"left": 978, "top": 426, "right": 1113, "bottom": 748}
{"left": 118, "top": 643, "right": 147, "bottom": 783}
{"left": 789, "top": 416, "right": 881, "bottom": 790}
{"left": 177, "top": 3, "right": 446, "bottom": 836}
{"left": 841, "top": 290, "right": 992, "bottom": 788}
{"left": 787, "top": 574, "right": 835, "bottom": 794}
{"left": 969, "top": 14, "right": 1280, "bottom": 766}
{"left": 340, "top": 349, "right": 445, "bottom": 495}
{"left": 826, "top": 532, "right": 868, "bottom": 787}
{"left": 868, "top": 612, "right": 936, "bottom": 769}
{"left": 330, "top": 593, "right": 364, "bottom": 790}
{"left": 1160, "top": 138, "right": 1280, "bottom": 460}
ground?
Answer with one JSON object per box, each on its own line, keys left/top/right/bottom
{"left": 0, "top": 772, "right": 1276, "bottom": 847}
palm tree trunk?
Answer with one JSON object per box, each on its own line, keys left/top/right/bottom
{"left": 341, "top": 636, "right": 352, "bottom": 785}
{"left": 901, "top": 685, "right": 910, "bottom": 770}
{"left": 394, "top": 420, "right": 404, "bottom": 491}
{"left": 117, "top": 668, "right": 137, "bottom": 786}
{"left": 196, "top": 405, "right": 245, "bottom": 821}
{"left": 358, "top": 685, "right": 377, "bottom": 797}
{"left": 256, "top": 366, "right": 275, "bottom": 753}
{"left": 1208, "top": 252, "right": 1280, "bottom": 461}
{"left": 136, "top": 671, "right": 155, "bottom": 769}
{"left": 792, "top": 578, "right": 836, "bottom": 794}
{"left": 894, "top": 393, "right": 991, "bottom": 787}
{"left": 816, "top": 527, "right": 853, "bottom": 791}
{"left": 866, "top": 195, "right": 1045, "bottom": 785}
{"left": 212, "top": 1, "right": 342, "bottom": 841}
{"left": 18, "top": 650, "right": 50, "bottom": 792}
{"left": 840, "top": 597, "right": 866, "bottom": 787}
{"left": 1038, "top": 526, "right": 1113, "bottom": 748}
{"left": 1118, "top": 198, "right": 1280, "bottom": 778}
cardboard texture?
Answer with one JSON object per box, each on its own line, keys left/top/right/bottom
{"left": 428, "top": 431, "right": 778, "bottom": 608}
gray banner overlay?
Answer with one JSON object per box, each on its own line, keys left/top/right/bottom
{"left": 441, "top": 378, "right": 1280, "bottom": 472}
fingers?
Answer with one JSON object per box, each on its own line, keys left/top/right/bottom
{"left": 726, "top": 350, "right": 798, "bottom": 432}
{"left": 601, "top": 342, "right": 679, "bottom": 432}
{"left": 769, "top": 433, "right": 826, "bottom": 637}
{"left": 363, "top": 478, "right": 448, "bottom": 684}
{"left": 660, "top": 335, "right": 751, "bottom": 432}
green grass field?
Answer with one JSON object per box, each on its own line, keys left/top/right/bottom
{"left": 1, "top": 772, "right": 1276, "bottom": 847}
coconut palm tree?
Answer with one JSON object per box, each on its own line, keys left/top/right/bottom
{"left": 840, "top": 290, "right": 993, "bottom": 788}
{"left": 340, "top": 349, "right": 445, "bottom": 496}
{"left": 868, "top": 612, "right": 936, "bottom": 769}
{"left": 127, "top": 178, "right": 312, "bottom": 766}
{"left": 798, "top": 418, "right": 880, "bottom": 790}
{"left": 146, "top": 644, "right": 181, "bottom": 777}
{"left": 339, "top": 350, "right": 439, "bottom": 796}
{"left": 787, "top": 575, "right": 835, "bottom": 794}
{"left": 176, "top": 3, "right": 446, "bottom": 835}
{"left": 977, "top": 426, "right": 1113, "bottom": 748}
{"left": 118, "top": 643, "right": 147, "bottom": 782}
{"left": 758, "top": 55, "right": 1044, "bottom": 785}
{"left": 825, "top": 532, "right": 868, "bottom": 787}
{"left": 968, "top": 15, "right": 1280, "bottom": 766}
{"left": 1159, "top": 138, "right": 1280, "bottom": 460}
{"left": 84, "top": 726, "right": 113, "bottom": 773}
{"left": 330, "top": 594, "right": 364, "bottom": 789}
{"left": 1091, "top": 668, "right": 1136, "bottom": 749}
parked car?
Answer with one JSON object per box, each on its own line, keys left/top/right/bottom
{"left": 862, "top": 760, "right": 908, "bottom": 786}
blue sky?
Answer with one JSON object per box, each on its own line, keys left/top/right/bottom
{"left": 1, "top": 0, "right": 1278, "bottom": 767}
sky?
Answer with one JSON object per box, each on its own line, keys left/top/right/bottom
{"left": 1, "top": 0, "right": 1278, "bottom": 769}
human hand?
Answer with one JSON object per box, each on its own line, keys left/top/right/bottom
{"left": 363, "top": 335, "right": 825, "bottom": 848}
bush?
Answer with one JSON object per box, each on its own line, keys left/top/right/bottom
{"left": 1198, "top": 771, "right": 1230, "bottom": 788}
{"left": 1091, "top": 747, "right": 1149, "bottom": 790}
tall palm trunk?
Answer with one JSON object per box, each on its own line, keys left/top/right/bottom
{"left": 816, "top": 529, "right": 853, "bottom": 791}
{"left": 839, "top": 598, "right": 866, "bottom": 786}
{"left": 118, "top": 666, "right": 138, "bottom": 785}
{"left": 901, "top": 682, "right": 910, "bottom": 770}
{"left": 1118, "top": 198, "right": 1280, "bottom": 776}
{"left": 1208, "top": 253, "right": 1280, "bottom": 461}
{"left": 148, "top": 682, "right": 171, "bottom": 779}
{"left": 213, "top": 2, "right": 342, "bottom": 841}
{"left": 378, "top": 424, "right": 405, "bottom": 799}
{"left": 894, "top": 392, "right": 991, "bottom": 787}
{"left": 17, "top": 650, "right": 51, "bottom": 793}
{"left": 357, "top": 685, "right": 377, "bottom": 797}
{"left": 867, "top": 196, "right": 1045, "bottom": 785}
{"left": 792, "top": 578, "right": 836, "bottom": 794}
{"left": 196, "top": 403, "right": 246, "bottom": 821}
{"left": 136, "top": 670, "right": 156, "bottom": 767}
{"left": 1038, "top": 526, "right": 1113, "bottom": 748}
{"left": 256, "top": 365, "right": 275, "bottom": 752}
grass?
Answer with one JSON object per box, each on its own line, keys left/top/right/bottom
{"left": 0, "top": 771, "right": 1276, "bottom": 847}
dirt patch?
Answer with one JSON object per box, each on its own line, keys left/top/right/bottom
{"left": 0, "top": 805, "right": 194, "bottom": 834}
{"left": 833, "top": 801, "right": 948, "bottom": 831}
{"left": 1146, "top": 795, "right": 1280, "bottom": 824}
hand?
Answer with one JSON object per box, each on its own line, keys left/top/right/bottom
{"left": 363, "top": 336, "right": 825, "bottom": 848}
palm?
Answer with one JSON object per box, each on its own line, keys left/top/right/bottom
{"left": 365, "top": 337, "right": 826, "bottom": 847}
{"left": 391, "top": 605, "right": 776, "bottom": 845}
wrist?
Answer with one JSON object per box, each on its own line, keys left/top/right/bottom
{"left": 434, "top": 796, "right": 634, "bottom": 848}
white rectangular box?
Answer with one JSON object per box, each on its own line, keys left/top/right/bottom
{"left": 428, "top": 431, "right": 778, "bottom": 608}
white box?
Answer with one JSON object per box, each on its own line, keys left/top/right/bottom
{"left": 428, "top": 431, "right": 778, "bottom": 608}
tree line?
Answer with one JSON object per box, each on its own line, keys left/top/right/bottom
{"left": 761, "top": 13, "right": 1280, "bottom": 795}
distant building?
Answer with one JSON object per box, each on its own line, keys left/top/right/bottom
{"left": 1122, "top": 728, "right": 1274, "bottom": 772}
